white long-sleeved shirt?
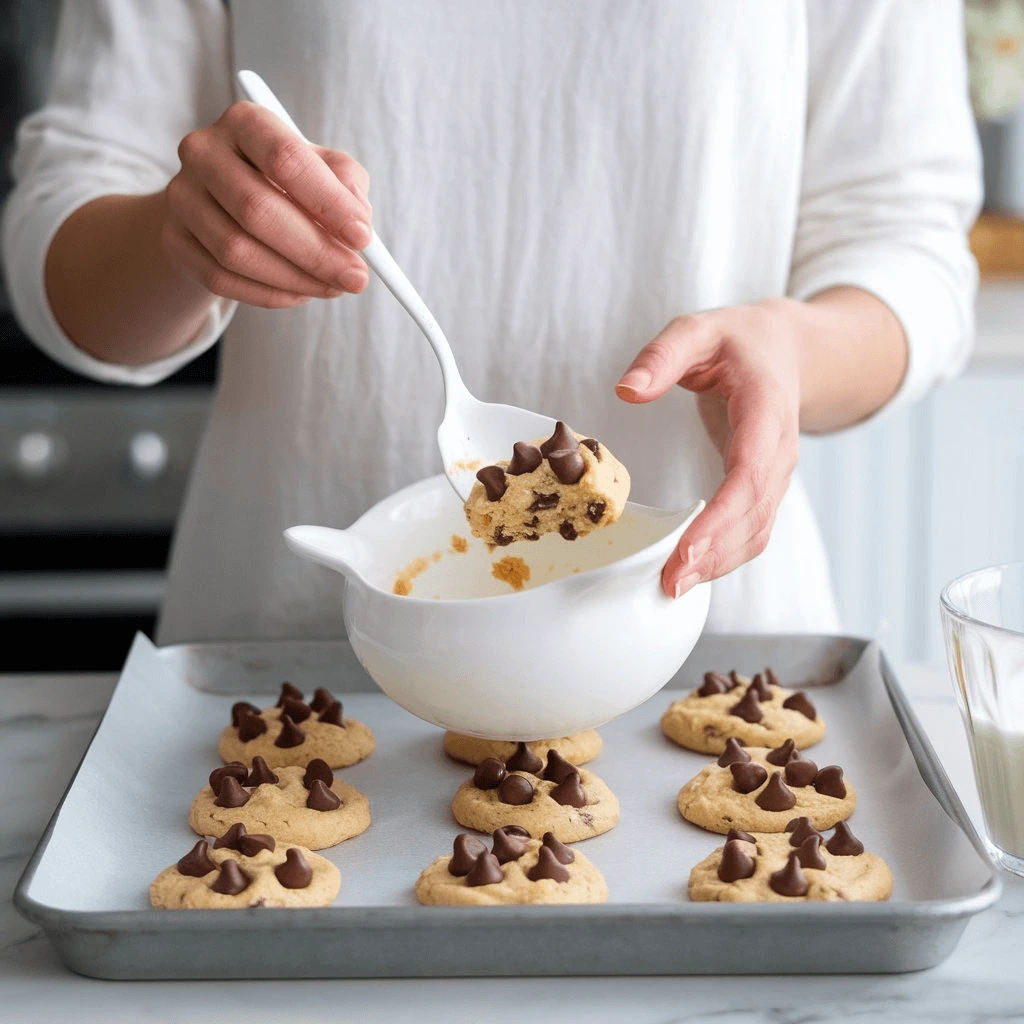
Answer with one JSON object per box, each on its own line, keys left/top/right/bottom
{"left": 2, "top": 0, "right": 981, "bottom": 644}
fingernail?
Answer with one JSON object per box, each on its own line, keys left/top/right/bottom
{"left": 341, "top": 269, "right": 367, "bottom": 291}
{"left": 673, "top": 572, "right": 702, "bottom": 599}
{"left": 685, "top": 537, "right": 712, "bottom": 569}
{"left": 616, "top": 368, "right": 652, "bottom": 397}
{"left": 347, "top": 219, "right": 372, "bottom": 249}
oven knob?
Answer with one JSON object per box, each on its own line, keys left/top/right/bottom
{"left": 129, "top": 431, "right": 169, "bottom": 480}
{"left": 14, "top": 431, "right": 58, "bottom": 479}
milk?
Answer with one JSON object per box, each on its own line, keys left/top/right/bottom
{"left": 967, "top": 719, "right": 1024, "bottom": 858}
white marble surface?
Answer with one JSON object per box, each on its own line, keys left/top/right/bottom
{"left": 1, "top": 665, "right": 1022, "bottom": 1024}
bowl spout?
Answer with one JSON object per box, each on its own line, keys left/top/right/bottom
{"left": 284, "top": 525, "right": 373, "bottom": 583}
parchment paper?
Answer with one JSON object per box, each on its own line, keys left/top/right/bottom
{"left": 27, "top": 634, "right": 991, "bottom": 912}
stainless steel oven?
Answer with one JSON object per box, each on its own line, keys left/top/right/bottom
{"left": 0, "top": 0, "right": 215, "bottom": 670}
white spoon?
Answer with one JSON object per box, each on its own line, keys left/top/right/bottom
{"left": 236, "top": 70, "right": 556, "bottom": 501}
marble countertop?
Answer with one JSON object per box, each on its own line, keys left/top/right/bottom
{"left": 1, "top": 665, "right": 1021, "bottom": 1024}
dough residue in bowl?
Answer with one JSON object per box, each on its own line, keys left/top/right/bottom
{"left": 393, "top": 555, "right": 432, "bottom": 596}
{"left": 491, "top": 555, "right": 531, "bottom": 592}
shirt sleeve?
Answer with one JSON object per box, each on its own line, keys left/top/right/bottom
{"left": 1, "top": 0, "right": 236, "bottom": 386}
{"left": 788, "top": 0, "right": 982, "bottom": 415}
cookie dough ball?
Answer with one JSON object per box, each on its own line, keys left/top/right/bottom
{"left": 189, "top": 758, "right": 370, "bottom": 850}
{"left": 150, "top": 830, "right": 340, "bottom": 909}
{"left": 218, "top": 683, "right": 375, "bottom": 769}
{"left": 676, "top": 740, "right": 856, "bottom": 835}
{"left": 661, "top": 669, "right": 826, "bottom": 755}
{"left": 451, "top": 746, "right": 620, "bottom": 843}
{"left": 688, "top": 825, "right": 892, "bottom": 902}
{"left": 416, "top": 828, "right": 607, "bottom": 906}
{"left": 464, "top": 422, "right": 630, "bottom": 548}
{"left": 442, "top": 732, "right": 602, "bottom": 767}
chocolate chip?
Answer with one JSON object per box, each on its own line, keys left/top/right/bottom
{"left": 214, "top": 776, "right": 251, "bottom": 808}
{"left": 543, "top": 749, "right": 577, "bottom": 784}
{"left": 730, "top": 761, "right": 768, "bottom": 794}
{"left": 505, "top": 742, "right": 544, "bottom": 775}
{"left": 749, "top": 673, "right": 773, "bottom": 702}
{"left": 765, "top": 668, "right": 780, "bottom": 688}
{"left": 766, "top": 739, "right": 798, "bottom": 766}
{"left": 213, "top": 823, "right": 248, "bottom": 850}
{"left": 785, "top": 817, "right": 823, "bottom": 847}
{"left": 237, "top": 712, "right": 267, "bottom": 742}
{"left": 527, "top": 845, "right": 571, "bottom": 883}
{"left": 768, "top": 852, "right": 809, "bottom": 897}
{"left": 726, "top": 828, "right": 756, "bottom": 844}
{"left": 826, "top": 821, "right": 865, "bottom": 857}
{"left": 473, "top": 756, "right": 507, "bottom": 790}
{"left": 476, "top": 465, "right": 508, "bottom": 502}
{"left": 784, "top": 758, "right": 819, "bottom": 788}
{"left": 508, "top": 442, "right": 543, "bottom": 476}
{"left": 448, "top": 834, "right": 488, "bottom": 876}
{"left": 539, "top": 421, "right": 578, "bottom": 457}
{"left": 729, "top": 687, "right": 763, "bottom": 724}
{"left": 813, "top": 765, "right": 847, "bottom": 799}
{"left": 209, "top": 762, "right": 248, "bottom": 792}
{"left": 491, "top": 827, "right": 531, "bottom": 864}
{"left": 237, "top": 832, "right": 276, "bottom": 856}
{"left": 754, "top": 771, "right": 796, "bottom": 811}
{"left": 728, "top": 670, "right": 744, "bottom": 690}
{"left": 550, "top": 771, "right": 587, "bottom": 807}
{"left": 302, "top": 758, "right": 334, "bottom": 790}
{"left": 528, "top": 491, "right": 560, "bottom": 511}
{"left": 276, "top": 682, "right": 304, "bottom": 708}
{"left": 502, "top": 824, "right": 532, "bottom": 837}
{"left": 585, "top": 501, "right": 606, "bottom": 523}
{"left": 231, "top": 701, "right": 261, "bottom": 727}
{"left": 465, "top": 852, "right": 505, "bottom": 886}
{"left": 559, "top": 520, "right": 578, "bottom": 541}
{"left": 717, "top": 839, "right": 757, "bottom": 882}
{"left": 210, "top": 860, "right": 251, "bottom": 896}
{"left": 498, "top": 774, "right": 535, "bottom": 805}
{"left": 580, "top": 438, "right": 601, "bottom": 459}
{"left": 795, "top": 834, "right": 827, "bottom": 870}
{"left": 782, "top": 691, "right": 817, "bottom": 720}
{"left": 493, "top": 526, "right": 514, "bottom": 546}
{"left": 279, "top": 696, "right": 312, "bottom": 724}
{"left": 306, "top": 779, "right": 342, "bottom": 811}
{"left": 244, "top": 756, "right": 279, "bottom": 788}
{"left": 542, "top": 831, "right": 575, "bottom": 864}
{"left": 177, "top": 839, "right": 217, "bottom": 877}
{"left": 717, "top": 738, "right": 752, "bottom": 767}
{"left": 527, "top": 516, "right": 540, "bottom": 527}
{"left": 309, "top": 687, "right": 335, "bottom": 713}
{"left": 274, "top": 714, "right": 306, "bottom": 748}
{"left": 525, "top": 532, "right": 540, "bottom": 541}
{"left": 317, "top": 700, "right": 346, "bottom": 728}
{"left": 698, "top": 672, "right": 730, "bottom": 697}
{"left": 548, "top": 449, "right": 586, "bottom": 485}
{"left": 274, "top": 848, "right": 313, "bottom": 889}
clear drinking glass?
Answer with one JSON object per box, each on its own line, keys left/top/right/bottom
{"left": 941, "top": 562, "right": 1024, "bottom": 877}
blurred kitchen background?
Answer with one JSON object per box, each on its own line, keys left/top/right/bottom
{"left": 1, "top": 0, "right": 1023, "bottom": 672}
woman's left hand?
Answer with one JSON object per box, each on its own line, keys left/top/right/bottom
{"left": 615, "top": 299, "right": 803, "bottom": 598}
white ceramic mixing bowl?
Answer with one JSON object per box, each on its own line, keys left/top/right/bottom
{"left": 285, "top": 474, "right": 709, "bottom": 739}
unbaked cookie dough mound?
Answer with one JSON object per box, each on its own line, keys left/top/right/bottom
{"left": 150, "top": 829, "right": 341, "bottom": 909}
{"left": 687, "top": 826, "right": 892, "bottom": 903}
{"left": 676, "top": 741, "right": 856, "bottom": 835}
{"left": 661, "top": 669, "right": 826, "bottom": 755}
{"left": 464, "top": 421, "right": 630, "bottom": 548}
{"left": 443, "top": 732, "right": 603, "bottom": 767}
{"left": 450, "top": 747, "right": 620, "bottom": 843}
{"left": 218, "top": 682, "right": 375, "bottom": 770}
{"left": 416, "top": 828, "right": 608, "bottom": 906}
{"left": 189, "top": 759, "right": 371, "bottom": 850}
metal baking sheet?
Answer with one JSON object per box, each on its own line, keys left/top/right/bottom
{"left": 15, "top": 633, "right": 1001, "bottom": 978}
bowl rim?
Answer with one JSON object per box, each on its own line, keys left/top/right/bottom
{"left": 332, "top": 474, "right": 703, "bottom": 607}
{"left": 939, "top": 560, "right": 1024, "bottom": 640}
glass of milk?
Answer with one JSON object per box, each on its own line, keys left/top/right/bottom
{"left": 942, "top": 562, "right": 1024, "bottom": 877}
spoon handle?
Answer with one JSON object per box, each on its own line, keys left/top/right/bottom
{"left": 235, "top": 70, "right": 468, "bottom": 402}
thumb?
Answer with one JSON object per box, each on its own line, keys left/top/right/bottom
{"left": 615, "top": 314, "right": 719, "bottom": 404}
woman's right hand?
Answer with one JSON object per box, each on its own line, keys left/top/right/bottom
{"left": 161, "top": 101, "right": 373, "bottom": 308}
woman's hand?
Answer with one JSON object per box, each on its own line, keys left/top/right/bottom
{"left": 616, "top": 299, "right": 804, "bottom": 598}
{"left": 162, "top": 101, "right": 373, "bottom": 308}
